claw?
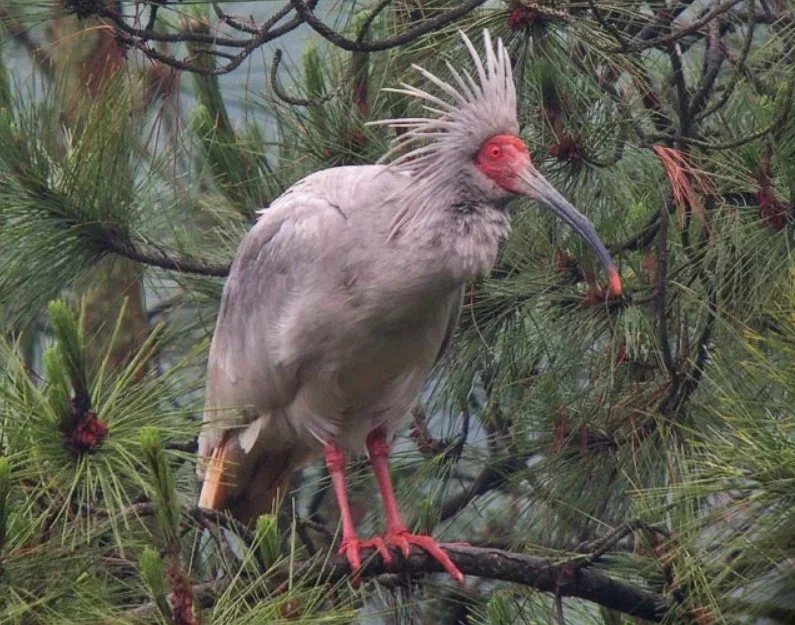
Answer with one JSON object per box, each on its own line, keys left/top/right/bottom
{"left": 383, "top": 531, "right": 465, "bottom": 585}
{"left": 339, "top": 537, "right": 362, "bottom": 573}
{"left": 392, "top": 534, "right": 411, "bottom": 559}
{"left": 339, "top": 535, "right": 394, "bottom": 578}
{"left": 340, "top": 533, "right": 465, "bottom": 585}
{"left": 366, "top": 536, "right": 393, "bottom": 566}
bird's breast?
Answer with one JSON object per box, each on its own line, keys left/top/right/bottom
{"left": 281, "top": 286, "right": 456, "bottom": 449}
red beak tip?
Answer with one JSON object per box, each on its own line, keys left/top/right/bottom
{"left": 609, "top": 271, "right": 623, "bottom": 297}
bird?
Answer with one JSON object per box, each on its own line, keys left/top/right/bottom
{"left": 197, "top": 29, "right": 621, "bottom": 583}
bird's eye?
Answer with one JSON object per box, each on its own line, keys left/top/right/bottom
{"left": 488, "top": 144, "right": 502, "bottom": 159}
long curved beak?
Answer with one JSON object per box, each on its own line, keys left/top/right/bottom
{"left": 516, "top": 165, "right": 622, "bottom": 296}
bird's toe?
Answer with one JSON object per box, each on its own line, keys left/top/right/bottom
{"left": 338, "top": 538, "right": 363, "bottom": 573}
{"left": 362, "top": 536, "right": 392, "bottom": 565}
{"left": 384, "top": 531, "right": 465, "bottom": 585}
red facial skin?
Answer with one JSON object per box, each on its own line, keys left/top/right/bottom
{"left": 474, "top": 134, "right": 623, "bottom": 298}
{"left": 474, "top": 134, "right": 531, "bottom": 192}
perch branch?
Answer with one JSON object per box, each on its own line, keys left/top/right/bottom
{"left": 134, "top": 544, "right": 669, "bottom": 622}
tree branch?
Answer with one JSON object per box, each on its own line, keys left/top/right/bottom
{"left": 270, "top": 49, "right": 333, "bottom": 107}
{"left": 647, "top": 96, "right": 792, "bottom": 150}
{"left": 212, "top": 2, "right": 266, "bottom": 36}
{"left": 133, "top": 545, "right": 670, "bottom": 622}
{"left": 288, "top": 0, "right": 489, "bottom": 52}
{"left": 698, "top": 0, "right": 757, "bottom": 120}
{"left": 342, "top": 545, "right": 664, "bottom": 622}
{"left": 101, "top": 1, "right": 318, "bottom": 76}
{"left": 611, "top": 0, "right": 745, "bottom": 53}
{"left": 687, "top": 5, "right": 726, "bottom": 120}
{"left": 668, "top": 42, "right": 691, "bottom": 135}
{"left": 102, "top": 237, "right": 230, "bottom": 277}
{"left": 656, "top": 195, "right": 677, "bottom": 376}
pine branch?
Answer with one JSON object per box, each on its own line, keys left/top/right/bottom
{"left": 288, "top": 0, "right": 489, "bottom": 52}
{"left": 133, "top": 544, "right": 670, "bottom": 622}
{"left": 98, "top": 1, "right": 319, "bottom": 76}
{"left": 610, "top": 0, "right": 746, "bottom": 53}
{"left": 270, "top": 49, "right": 333, "bottom": 107}
{"left": 212, "top": 2, "right": 269, "bottom": 36}
{"left": 101, "top": 237, "right": 230, "bottom": 277}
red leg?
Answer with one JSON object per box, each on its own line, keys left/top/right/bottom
{"left": 366, "top": 427, "right": 465, "bottom": 584}
{"left": 324, "top": 440, "right": 390, "bottom": 574}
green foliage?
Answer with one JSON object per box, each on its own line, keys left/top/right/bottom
{"left": 254, "top": 514, "right": 281, "bottom": 570}
{"left": 140, "top": 427, "right": 182, "bottom": 551}
{"left": 140, "top": 546, "right": 173, "bottom": 622}
{"left": 0, "top": 0, "right": 795, "bottom": 624}
{"left": 663, "top": 287, "right": 795, "bottom": 621}
{"left": 0, "top": 78, "right": 133, "bottom": 325}
{"left": 47, "top": 300, "right": 88, "bottom": 410}
{"left": 0, "top": 457, "right": 10, "bottom": 555}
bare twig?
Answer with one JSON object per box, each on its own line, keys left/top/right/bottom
{"left": 573, "top": 519, "right": 669, "bottom": 566}
{"left": 356, "top": 0, "right": 394, "bottom": 43}
{"left": 101, "top": 1, "right": 318, "bottom": 76}
{"left": 270, "top": 49, "right": 333, "bottom": 107}
{"left": 656, "top": 195, "right": 677, "bottom": 376}
{"left": 554, "top": 591, "right": 565, "bottom": 625}
{"left": 409, "top": 403, "right": 469, "bottom": 462}
{"left": 410, "top": 403, "right": 448, "bottom": 457}
{"left": 212, "top": 2, "right": 264, "bottom": 35}
{"left": 699, "top": 0, "right": 756, "bottom": 120}
{"left": 439, "top": 453, "right": 526, "bottom": 522}
{"left": 288, "top": 0, "right": 489, "bottom": 52}
{"left": 647, "top": 96, "right": 792, "bottom": 150}
{"left": 687, "top": 6, "right": 727, "bottom": 120}
{"left": 668, "top": 43, "right": 691, "bottom": 135}
{"left": 610, "top": 0, "right": 745, "bottom": 53}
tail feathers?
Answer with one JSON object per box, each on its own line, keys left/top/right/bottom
{"left": 227, "top": 459, "right": 292, "bottom": 524}
{"left": 198, "top": 439, "right": 295, "bottom": 525}
{"left": 198, "top": 444, "right": 229, "bottom": 510}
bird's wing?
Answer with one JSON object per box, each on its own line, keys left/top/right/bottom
{"left": 434, "top": 286, "right": 465, "bottom": 366}
{"left": 198, "top": 165, "right": 410, "bottom": 517}
{"left": 200, "top": 166, "right": 404, "bottom": 443}
{"left": 198, "top": 175, "right": 351, "bottom": 510}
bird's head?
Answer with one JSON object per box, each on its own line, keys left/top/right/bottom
{"left": 375, "top": 30, "right": 622, "bottom": 297}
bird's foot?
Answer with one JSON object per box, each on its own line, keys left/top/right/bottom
{"left": 339, "top": 535, "right": 392, "bottom": 575}
{"left": 382, "top": 530, "right": 466, "bottom": 584}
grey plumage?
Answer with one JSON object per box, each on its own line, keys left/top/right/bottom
{"left": 198, "top": 30, "right": 619, "bottom": 526}
{"left": 198, "top": 162, "right": 498, "bottom": 520}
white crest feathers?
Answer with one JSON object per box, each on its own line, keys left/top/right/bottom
{"left": 368, "top": 30, "right": 520, "bottom": 238}
{"left": 372, "top": 29, "right": 519, "bottom": 178}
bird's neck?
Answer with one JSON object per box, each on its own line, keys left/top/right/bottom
{"left": 412, "top": 197, "right": 512, "bottom": 284}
